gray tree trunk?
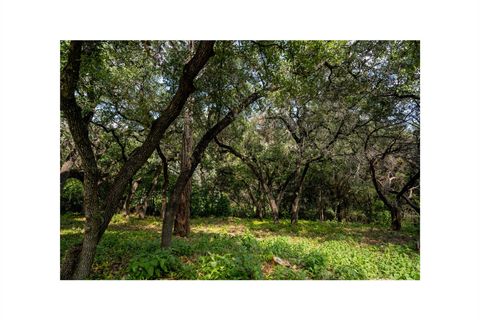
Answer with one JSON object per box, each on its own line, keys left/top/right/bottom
{"left": 174, "top": 103, "right": 193, "bottom": 236}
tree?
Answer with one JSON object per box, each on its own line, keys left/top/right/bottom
{"left": 161, "top": 91, "right": 264, "bottom": 247}
{"left": 60, "top": 40, "right": 420, "bottom": 278}
{"left": 60, "top": 40, "right": 215, "bottom": 279}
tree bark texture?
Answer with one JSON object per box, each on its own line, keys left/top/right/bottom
{"left": 161, "top": 92, "right": 262, "bottom": 247}
{"left": 123, "top": 179, "right": 140, "bottom": 216}
{"left": 174, "top": 104, "right": 193, "bottom": 236}
{"left": 157, "top": 147, "right": 169, "bottom": 220}
{"left": 60, "top": 150, "right": 84, "bottom": 191}
{"left": 368, "top": 160, "right": 401, "bottom": 230}
{"left": 290, "top": 163, "right": 309, "bottom": 224}
{"left": 60, "top": 40, "right": 215, "bottom": 279}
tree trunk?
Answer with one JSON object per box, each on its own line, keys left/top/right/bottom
{"left": 60, "top": 40, "right": 215, "bottom": 279}
{"left": 290, "top": 176, "right": 306, "bottom": 224}
{"left": 121, "top": 181, "right": 131, "bottom": 215}
{"left": 290, "top": 194, "right": 300, "bottom": 224}
{"left": 317, "top": 189, "right": 324, "bottom": 222}
{"left": 72, "top": 215, "right": 101, "bottom": 279}
{"left": 266, "top": 193, "right": 280, "bottom": 223}
{"left": 290, "top": 163, "right": 309, "bottom": 224}
{"left": 174, "top": 104, "right": 193, "bottom": 237}
{"left": 336, "top": 203, "right": 342, "bottom": 222}
{"left": 245, "top": 184, "right": 261, "bottom": 219}
{"left": 60, "top": 151, "right": 84, "bottom": 192}
{"left": 255, "top": 190, "right": 264, "bottom": 220}
{"left": 368, "top": 159, "right": 402, "bottom": 231}
{"left": 157, "top": 147, "right": 169, "bottom": 220}
{"left": 161, "top": 91, "right": 263, "bottom": 247}
{"left": 123, "top": 179, "right": 140, "bottom": 216}
{"left": 141, "top": 154, "right": 167, "bottom": 217}
{"left": 390, "top": 201, "right": 402, "bottom": 231}
{"left": 257, "top": 202, "right": 264, "bottom": 219}
{"left": 160, "top": 187, "right": 168, "bottom": 220}
{"left": 60, "top": 41, "right": 101, "bottom": 279}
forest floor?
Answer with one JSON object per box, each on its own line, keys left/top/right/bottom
{"left": 60, "top": 214, "right": 420, "bottom": 280}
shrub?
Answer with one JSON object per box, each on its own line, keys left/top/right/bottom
{"left": 191, "top": 189, "right": 232, "bottom": 217}
{"left": 197, "top": 253, "right": 236, "bottom": 280}
{"left": 301, "top": 251, "right": 326, "bottom": 278}
{"left": 239, "top": 233, "right": 259, "bottom": 251}
{"left": 170, "top": 239, "right": 194, "bottom": 256}
{"left": 372, "top": 210, "right": 391, "bottom": 227}
{"left": 61, "top": 179, "right": 84, "bottom": 214}
{"left": 269, "top": 265, "right": 308, "bottom": 280}
{"left": 128, "top": 250, "right": 182, "bottom": 279}
{"left": 262, "top": 237, "right": 299, "bottom": 260}
{"left": 197, "top": 252, "right": 262, "bottom": 280}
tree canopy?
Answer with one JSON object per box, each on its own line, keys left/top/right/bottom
{"left": 60, "top": 40, "right": 420, "bottom": 280}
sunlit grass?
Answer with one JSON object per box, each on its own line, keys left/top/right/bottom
{"left": 61, "top": 214, "right": 419, "bottom": 280}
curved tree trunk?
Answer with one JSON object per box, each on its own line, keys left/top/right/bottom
{"left": 161, "top": 91, "right": 263, "bottom": 247}
{"left": 60, "top": 40, "right": 215, "bottom": 279}
{"left": 368, "top": 160, "right": 403, "bottom": 230}
{"left": 245, "top": 183, "right": 263, "bottom": 219}
{"left": 215, "top": 135, "right": 293, "bottom": 224}
{"left": 60, "top": 41, "right": 101, "bottom": 279}
{"left": 60, "top": 151, "right": 84, "bottom": 192}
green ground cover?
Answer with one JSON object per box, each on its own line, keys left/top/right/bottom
{"left": 61, "top": 214, "right": 420, "bottom": 280}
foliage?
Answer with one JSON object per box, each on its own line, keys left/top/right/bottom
{"left": 61, "top": 214, "right": 420, "bottom": 280}
{"left": 197, "top": 252, "right": 262, "bottom": 280}
{"left": 128, "top": 250, "right": 182, "bottom": 279}
{"left": 60, "top": 179, "right": 83, "bottom": 214}
{"left": 60, "top": 41, "right": 420, "bottom": 279}
{"left": 191, "top": 187, "right": 231, "bottom": 217}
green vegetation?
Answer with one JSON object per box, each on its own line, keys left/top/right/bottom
{"left": 60, "top": 41, "right": 419, "bottom": 279}
{"left": 61, "top": 214, "right": 419, "bottom": 280}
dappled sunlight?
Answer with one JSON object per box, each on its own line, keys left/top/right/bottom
{"left": 61, "top": 214, "right": 419, "bottom": 280}
{"left": 59, "top": 41, "right": 420, "bottom": 281}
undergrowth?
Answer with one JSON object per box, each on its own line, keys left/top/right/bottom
{"left": 60, "top": 214, "right": 420, "bottom": 280}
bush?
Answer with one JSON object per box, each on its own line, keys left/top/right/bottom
{"left": 128, "top": 250, "right": 182, "bottom": 279}
{"left": 61, "top": 215, "right": 420, "bottom": 280}
{"left": 262, "top": 237, "right": 298, "bottom": 260}
{"left": 269, "top": 265, "right": 308, "bottom": 280}
{"left": 346, "top": 210, "right": 368, "bottom": 223}
{"left": 191, "top": 188, "right": 232, "bottom": 217}
{"left": 197, "top": 252, "right": 262, "bottom": 280}
{"left": 372, "top": 210, "right": 391, "bottom": 227}
{"left": 170, "top": 239, "right": 194, "bottom": 256}
{"left": 197, "top": 253, "right": 236, "bottom": 280}
{"left": 301, "top": 251, "right": 326, "bottom": 278}
{"left": 61, "top": 179, "right": 83, "bottom": 214}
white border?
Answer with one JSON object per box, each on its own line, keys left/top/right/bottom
{"left": 1, "top": 1, "right": 479, "bottom": 319}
